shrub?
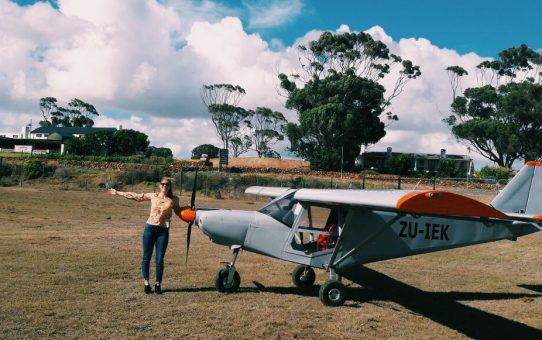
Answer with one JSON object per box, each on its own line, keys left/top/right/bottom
{"left": 384, "top": 154, "right": 415, "bottom": 176}
{"left": 477, "top": 166, "right": 513, "bottom": 181}
{"left": 23, "top": 159, "right": 44, "bottom": 179}
{"left": 437, "top": 159, "right": 464, "bottom": 178}
{"left": 0, "top": 163, "right": 13, "bottom": 177}
{"left": 0, "top": 176, "right": 18, "bottom": 187}
{"left": 54, "top": 167, "right": 71, "bottom": 180}
{"left": 118, "top": 169, "right": 161, "bottom": 185}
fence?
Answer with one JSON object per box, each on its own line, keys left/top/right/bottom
{"left": 0, "top": 161, "right": 505, "bottom": 201}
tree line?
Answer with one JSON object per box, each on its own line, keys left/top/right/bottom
{"left": 204, "top": 33, "right": 541, "bottom": 170}
{"left": 37, "top": 32, "right": 542, "bottom": 170}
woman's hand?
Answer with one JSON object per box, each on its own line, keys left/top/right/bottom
{"left": 108, "top": 188, "right": 118, "bottom": 195}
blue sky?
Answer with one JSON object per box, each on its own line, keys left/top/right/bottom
{"left": 235, "top": 0, "right": 542, "bottom": 57}
{"left": 2, "top": 0, "right": 541, "bottom": 165}
{"left": 14, "top": 0, "right": 542, "bottom": 57}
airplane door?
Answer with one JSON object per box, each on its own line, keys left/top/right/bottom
{"left": 281, "top": 203, "right": 337, "bottom": 268}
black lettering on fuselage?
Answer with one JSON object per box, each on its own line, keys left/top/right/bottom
{"left": 432, "top": 224, "right": 440, "bottom": 239}
{"left": 399, "top": 221, "right": 408, "bottom": 237}
{"left": 399, "top": 220, "right": 451, "bottom": 241}
{"left": 408, "top": 222, "right": 418, "bottom": 238}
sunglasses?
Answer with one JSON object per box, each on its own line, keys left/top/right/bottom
{"left": 160, "top": 182, "right": 170, "bottom": 186}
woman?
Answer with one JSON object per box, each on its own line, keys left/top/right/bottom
{"left": 109, "top": 177, "right": 182, "bottom": 294}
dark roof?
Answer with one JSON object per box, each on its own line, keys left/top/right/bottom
{"left": 362, "top": 151, "right": 469, "bottom": 160}
{"left": 31, "top": 126, "right": 116, "bottom": 138}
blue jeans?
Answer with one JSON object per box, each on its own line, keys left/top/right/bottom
{"left": 141, "top": 223, "right": 169, "bottom": 283}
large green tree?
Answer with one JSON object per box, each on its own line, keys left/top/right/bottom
{"left": 280, "top": 31, "right": 421, "bottom": 170}
{"left": 445, "top": 45, "right": 542, "bottom": 167}
{"left": 39, "top": 97, "right": 99, "bottom": 127}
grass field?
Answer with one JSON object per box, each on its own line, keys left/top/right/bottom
{"left": 1, "top": 186, "right": 541, "bottom": 339}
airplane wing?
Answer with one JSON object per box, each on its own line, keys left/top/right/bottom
{"left": 294, "top": 189, "right": 513, "bottom": 220}
{"left": 245, "top": 186, "right": 294, "bottom": 198}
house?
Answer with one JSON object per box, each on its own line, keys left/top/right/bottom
{"left": 29, "top": 126, "right": 118, "bottom": 140}
{"left": 357, "top": 147, "right": 472, "bottom": 174}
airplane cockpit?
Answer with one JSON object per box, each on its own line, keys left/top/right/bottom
{"left": 292, "top": 204, "right": 340, "bottom": 253}
{"left": 258, "top": 192, "right": 297, "bottom": 227}
{"left": 255, "top": 192, "right": 343, "bottom": 268}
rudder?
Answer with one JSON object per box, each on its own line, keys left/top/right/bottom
{"left": 491, "top": 161, "right": 542, "bottom": 214}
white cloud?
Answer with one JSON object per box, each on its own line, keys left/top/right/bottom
{"left": 245, "top": 0, "right": 303, "bottom": 29}
{"left": 0, "top": 0, "right": 497, "bottom": 167}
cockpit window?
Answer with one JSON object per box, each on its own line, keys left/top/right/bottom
{"left": 258, "top": 193, "right": 297, "bottom": 227}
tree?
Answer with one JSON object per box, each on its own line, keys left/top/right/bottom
{"left": 65, "top": 129, "right": 149, "bottom": 156}
{"left": 245, "top": 107, "right": 287, "bottom": 158}
{"left": 145, "top": 146, "right": 173, "bottom": 158}
{"left": 191, "top": 144, "right": 219, "bottom": 159}
{"left": 38, "top": 97, "right": 99, "bottom": 127}
{"left": 113, "top": 129, "right": 150, "bottom": 155}
{"left": 65, "top": 98, "right": 99, "bottom": 127}
{"left": 201, "top": 84, "right": 251, "bottom": 156}
{"left": 280, "top": 31, "right": 421, "bottom": 170}
{"left": 39, "top": 97, "right": 57, "bottom": 127}
{"left": 384, "top": 154, "right": 415, "bottom": 175}
{"left": 445, "top": 45, "right": 542, "bottom": 167}
{"left": 437, "top": 159, "right": 464, "bottom": 178}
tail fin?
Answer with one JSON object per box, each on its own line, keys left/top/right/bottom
{"left": 491, "top": 161, "right": 542, "bottom": 214}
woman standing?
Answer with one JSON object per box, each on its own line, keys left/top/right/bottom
{"left": 109, "top": 177, "right": 181, "bottom": 294}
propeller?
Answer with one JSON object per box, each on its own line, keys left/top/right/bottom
{"left": 179, "top": 169, "right": 198, "bottom": 265}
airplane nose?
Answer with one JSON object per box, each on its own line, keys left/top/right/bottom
{"left": 196, "top": 210, "right": 254, "bottom": 247}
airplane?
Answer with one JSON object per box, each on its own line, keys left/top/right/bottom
{"left": 179, "top": 161, "right": 542, "bottom": 306}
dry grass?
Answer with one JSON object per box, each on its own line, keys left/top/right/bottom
{"left": 1, "top": 186, "right": 541, "bottom": 339}
{"left": 210, "top": 157, "right": 310, "bottom": 170}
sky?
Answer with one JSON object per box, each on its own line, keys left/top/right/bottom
{"left": 1, "top": 0, "right": 541, "bottom": 167}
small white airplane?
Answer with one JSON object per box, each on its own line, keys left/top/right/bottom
{"left": 179, "top": 162, "right": 542, "bottom": 306}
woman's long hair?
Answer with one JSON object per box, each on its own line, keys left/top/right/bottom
{"left": 160, "top": 177, "right": 174, "bottom": 199}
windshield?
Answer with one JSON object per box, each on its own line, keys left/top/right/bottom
{"left": 258, "top": 192, "right": 297, "bottom": 227}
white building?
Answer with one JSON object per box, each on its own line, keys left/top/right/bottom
{"left": 0, "top": 125, "right": 31, "bottom": 139}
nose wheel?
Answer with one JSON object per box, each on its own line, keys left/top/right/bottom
{"left": 215, "top": 267, "right": 241, "bottom": 293}
{"left": 215, "top": 246, "right": 241, "bottom": 293}
{"left": 292, "top": 265, "right": 316, "bottom": 288}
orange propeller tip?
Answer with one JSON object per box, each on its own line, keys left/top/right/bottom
{"left": 180, "top": 208, "right": 196, "bottom": 222}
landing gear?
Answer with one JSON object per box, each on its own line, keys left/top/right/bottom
{"left": 292, "top": 265, "right": 316, "bottom": 288}
{"left": 215, "top": 267, "right": 240, "bottom": 293}
{"left": 215, "top": 246, "right": 241, "bottom": 293}
{"left": 319, "top": 279, "right": 346, "bottom": 307}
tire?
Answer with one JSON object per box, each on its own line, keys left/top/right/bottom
{"left": 214, "top": 268, "right": 241, "bottom": 293}
{"left": 319, "top": 280, "right": 346, "bottom": 307}
{"left": 292, "top": 265, "right": 316, "bottom": 288}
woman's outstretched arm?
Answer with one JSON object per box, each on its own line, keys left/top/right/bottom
{"left": 108, "top": 188, "right": 149, "bottom": 201}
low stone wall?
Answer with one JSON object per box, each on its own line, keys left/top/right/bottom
{"left": 0, "top": 156, "right": 501, "bottom": 191}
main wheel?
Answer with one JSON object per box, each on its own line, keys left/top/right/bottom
{"left": 292, "top": 265, "right": 316, "bottom": 288}
{"left": 319, "top": 279, "right": 346, "bottom": 307}
{"left": 214, "top": 268, "right": 241, "bottom": 293}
